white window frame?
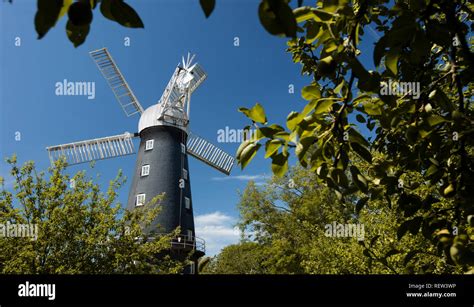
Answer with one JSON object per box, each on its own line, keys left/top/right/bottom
{"left": 185, "top": 197, "right": 191, "bottom": 209}
{"left": 141, "top": 165, "right": 150, "bottom": 176}
{"left": 145, "top": 139, "right": 154, "bottom": 151}
{"left": 136, "top": 194, "right": 146, "bottom": 207}
{"left": 182, "top": 168, "right": 188, "bottom": 180}
{"left": 181, "top": 143, "right": 186, "bottom": 154}
{"left": 189, "top": 262, "right": 195, "bottom": 274}
{"left": 187, "top": 229, "right": 193, "bottom": 241}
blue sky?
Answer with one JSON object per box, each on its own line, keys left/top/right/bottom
{"left": 0, "top": 0, "right": 378, "bottom": 256}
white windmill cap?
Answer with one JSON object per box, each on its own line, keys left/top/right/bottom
{"left": 138, "top": 104, "right": 187, "bottom": 134}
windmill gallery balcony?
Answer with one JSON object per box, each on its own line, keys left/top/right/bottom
{"left": 149, "top": 233, "right": 205, "bottom": 256}
{"left": 170, "top": 234, "right": 205, "bottom": 255}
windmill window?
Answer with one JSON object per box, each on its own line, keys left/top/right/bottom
{"left": 181, "top": 143, "right": 186, "bottom": 154}
{"left": 185, "top": 197, "right": 191, "bottom": 209}
{"left": 145, "top": 139, "right": 154, "bottom": 151}
{"left": 187, "top": 229, "right": 193, "bottom": 241}
{"left": 141, "top": 165, "right": 150, "bottom": 176}
{"left": 182, "top": 169, "right": 188, "bottom": 180}
{"left": 189, "top": 262, "right": 195, "bottom": 274}
{"left": 136, "top": 194, "right": 146, "bottom": 207}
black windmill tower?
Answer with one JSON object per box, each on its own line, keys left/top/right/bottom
{"left": 46, "top": 48, "right": 235, "bottom": 273}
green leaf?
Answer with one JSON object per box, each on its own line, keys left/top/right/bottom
{"left": 67, "top": 2, "right": 93, "bottom": 27}
{"left": 236, "top": 140, "right": 251, "bottom": 160}
{"left": 35, "top": 0, "right": 64, "bottom": 39}
{"left": 349, "top": 128, "right": 370, "bottom": 147}
{"left": 274, "top": 131, "right": 290, "bottom": 142}
{"left": 240, "top": 103, "right": 267, "bottom": 124}
{"left": 296, "top": 136, "right": 316, "bottom": 166}
{"left": 58, "top": 0, "right": 73, "bottom": 20}
{"left": 373, "top": 37, "right": 386, "bottom": 67}
{"left": 356, "top": 114, "right": 366, "bottom": 123}
{"left": 304, "top": 20, "right": 320, "bottom": 43}
{"left": 385, "top": 48, "right": 399, "bottom": 76}
{"left": 239, "top": 143, "right": 261, "bottom": 169}
{"left": 334, "top": 80, "right": 344, "bottom": 94}
{"left": 322, "top": 0, "right": 340, "bottom": 13}
{"left": 330, "top": 168, "right": 349, "bottom": 188}
{"left": 265, "top": 139, "right": 282, "bottom": 158}
{"left": 425, "top": 164, "right": 438, "bottom": 177}
{"left": 90, "top": 0, "right": 98, "bottom": 9}
{"left": 100, "top": 0, "right": 115, "bottom": 21}
{"left": 199, "top": 0, "right": 215, "bottom": 18}
{"left": 301, "top": 85, "right": 321, "bottom": 100}
{"left": 350, "top": 142, "right": 372, "bottom": 163}
{"left": 293, "top": 6, "right": 313, "bottom": 23}
{"left": 398, "top": 193, "right": 422, "bottom": 217}
{"left": 408, "top": 217, "right": 423, "bottom": 235}
{"left": 354, "top": 23, "right": 360, "bottom": 46}
{"left": 403, "top": 250, "right": 421, "bottom": 266}
{"left": 66, "top": 20, "right": 90, "bottom": 47}
{"left": 356, "top": 197, "right": 369, "bottom": 214}
{"left": 398, "top": 217, "right": 422, "bottom": 240}
{"left": 350, "top": 166, "right": 368, "bottom": 193}
{"left": 259, "top": 127, "right": 277, "bottom": 138}
{"left": 251, "top": 103, "right": 267, "bottom": 124}
{"left": 397, "top": 220, "right": 410, "bottom": 240}
{"left": 286, "top": 111, "right": 300, "bottom": 131}
{"left": 259, "top": 0, "right": 297, "bottom": 37}
{"left": 428, "top": 158, "right": 439, "bottom": 166}
{"left": 314, "top": 98, "right": 334, "bottom": 114}
{"left": 426, "top": 115, "right": 447, "bottom": 127}
{"left": 363, "top": 102, "right": 382, "bottom": 116}
{"left": 353, "top": 94, "right": 372, "bottom": 105}
{"left": 110, "top": 0, "right": 144, "bottom": 28}
{"left": 312, "top": 8, "right": 334, "bottom": 21}
{"left": 271, "top": 152, "right": 289, "bottom": 177}
{"left": 300, "top": 99, "right": 318, "bottom": 118}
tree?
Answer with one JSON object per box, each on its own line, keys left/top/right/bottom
{"left": 219, "top": 165, "right": 463, "bottom": 274}
{"left": 0, "top": 155, "right": 184, "bottom": 274}
{"left": 202, "top": 242, "right": 268, "bottom": 274}
{"left": 236, "top": 0, "right": 473, "bottom": 273}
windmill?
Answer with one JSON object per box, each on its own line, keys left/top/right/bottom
{"left": 46, "top": 48, "right": 235, "bottom": 273}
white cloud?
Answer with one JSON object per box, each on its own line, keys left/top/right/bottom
{"left": 194, "top": 211, "right": 241, "bottom": 257}
{"left": 211, "top": 174, "right": 268, "bottom": 182}
{"left": 195, "top": 211, "right": 234, "bottom": 225}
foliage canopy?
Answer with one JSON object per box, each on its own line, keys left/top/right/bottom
{"left": 0, "top": 156, "right": 183, "bottom": 274}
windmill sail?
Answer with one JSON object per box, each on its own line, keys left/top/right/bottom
{"left": 186, "top": 132, "right": 234, "bottom": 175}
{"left": 90, "top": 48, "right": 144, "bottom": 117}
{"left": 46, "top": 133, "right": 136, "bottom": 166}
